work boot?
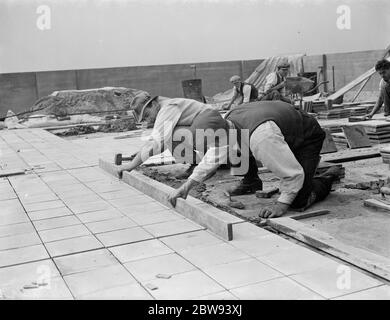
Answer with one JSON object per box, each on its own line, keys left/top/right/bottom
{"left": 316, "top": 166, "right": 343, "bottom": 181}
{"left": 228, "top": 178, "right": 263, "bottom": 196}
{"left": 175, "top": 164, "right": 196, "bottom": 180}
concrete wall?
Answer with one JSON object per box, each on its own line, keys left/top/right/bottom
{"left": 0, "top": 49, "right": 385, "bottom": 116}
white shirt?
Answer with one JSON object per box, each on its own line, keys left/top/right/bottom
{"left": 233, "top": 84, "right": 253, "bottom": 103}
{"left": 264, "top": 72, "right": 286, "bottom": 96}
{"left": 189, "top": 121, "right": 305, "bottom": 205}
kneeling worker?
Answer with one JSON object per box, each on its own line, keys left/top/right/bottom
{"left": 224, "top": 75, "right": 258, "bottom": 110}
{"left": 168, "top": 101, "right": 342, "bottom": 218}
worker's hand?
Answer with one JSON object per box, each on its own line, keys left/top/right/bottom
{"left": 167, "top": 186, "right": 189, "bottom": 207}
{"left": 258, "top": 202, "right": 289, "bottom": 219}
{"left": 365, "top": 113, "right": 373, "bottom": 120}
{"left": 114, "top": 165, "right": 127, "bottom": 179}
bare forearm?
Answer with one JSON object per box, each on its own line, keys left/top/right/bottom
{"left": 370, "top": 95, "right": 384, "bottom": 116}
{"left": 120, "top": 152, "right": 144, "bottom": 172}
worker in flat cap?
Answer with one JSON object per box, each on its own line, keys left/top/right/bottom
{"left": 224, "top": 75, "right": 259, "bottom": 110}
{"left": 116, "top": 92, "right": 228, "bottom": 180}
{"left": 259, "top": 60, "right": 292, "bottom": 104}
{"left": 168, "top": 100, "right": 342, "bottom": 218}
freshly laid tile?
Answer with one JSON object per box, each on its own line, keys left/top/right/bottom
{"left": 81, "top": 282, "right": 152, "bottom": 300}
{"left": 230, "top": 277, "right": 324, "bottom": 300}
{"left": 96, "top": 227, "right": 153, "bottom": 247}
{"left": 45, "top": 235, "right": 103, "bottom": 257}
{"left": 0, "top": 232, "right": 41, "bottom": 251}
{"left": 0, "top": 244, "right": 49, "bottom": 267}
{"left": 196, "top": 291, "right": 238, "bottom": 300}
{"left": 39, "top": 224, "right": 91, "bottom": 243}
{"left": 143, "top": 219, "right": 204, "bottom": 238}
{"left": 54, "top": 249, "right": 119, "bottom": 276}
{"left": 203, "top": 258, "right": 283, "bottom": 289}
{"left": 0, "top": 222, "right": 35, "bottom": 238}
{"left": 333, "top": 285, "right": 390, "bottom": 300}
{"left": 77, "top": 208, "right": 123, "bottom": 223}
{"left": 120, "top": 202, "right": 169, "bottom": 216}
{"left": 33, "top": 215, "right": 81, "bottom": 231}
{"left": 63, "top": 264, "right": 136, "bottom": 298}
{"left": 16, "top": 277, "right": 74, "bottom": 300}
{"left": 110, "top": 239, "right": 173, "bottom": 263}
{"left": 24, "top": 200, "right": 65, "bottom": 212}
{"left": 179, "top": 243, "right": 249, "bottom": 268}
{"left": 67, "top": 200, "right": 113, "bottom": 214}
{"left": 290, "top": 264, "right": 384, "bottom": 299}
{"left": 86, "top": 217, "right": 137, "bottom": 234}
{"left": 28, "top": 207, "right": 73, "bottom": 221}
{"left": 143, "top": 270, "right": 224, "bottom": 300}
{"left": 124, "top": 253, "right": 196, "bottom": 282}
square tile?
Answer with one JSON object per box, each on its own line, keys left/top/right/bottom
{"left": 196, "top": 291, "right": 238, "bottom": 300}
{"left": 28, "top": 207, "right": 73, "bottom": 221}
{"left": 110, "top": 239, "right": 173, "bottom": 263}
{"left": 0, "top": 222, "right": 35, "bottom": 238}
{"left": 39, "top": 224, "right": 91, "bottom": 243}
{"left": 143, "top": 270, "right": 224, "bottom": 300}
{"left": 0, "top": 244, "right": 49, "bottom": 267}
{"left": 95, "top": 227, "right": 153, "bottom": 247}
{"left": 108, "top": 196, "right": 155, "bottom": 209}
{"left": 161, "top": 230, "right": 224, "bottom": 252}
{"left": 230, "top": 277, "right": 324, "bottom": 300}
{"left": 131, "top": 210, "right": 184, "bottom": 226}
{"left": 99, "top": 190, "right": 143, "bottom": 200}
{"left": 180, "top": 243, "right": 249, "bottom": 268}
{"left": 24, "top": 200, "right": 65, "bottom": 212}
{"left": 45, "top": 235, "right": 103, "bottom": 257}
{"left": 0, "top": 232, "right": 41, "bottom": 251}
{"left": 290, "top": 264, "right": 383, "bottom": 299}
{"left": 86, "top": 217, "right": 137, "bottom": 234}
{"left": 80, "top": 282, "right": 152, "bottom": 300}
{"left": 259, "top": 245, "right": 340, "bottom": 275}
{"left": 203, "top": 258, "right": 283, "bottom": 289}
{"left": 77, "top": 208, "right": 123, "bottom": 223}
{"left": 124, "top": 253, "right": 196, "bottom": 282}
{"left": 15, "top": 277, "right": 74, "bottom": 300}
{"left": 63, "top": 264, "right": 136, "bottom": 298}
{"left": 54, "top": 249, "right": 119, "bottom": 276}
{"left": 33, "top": 215, "right": 81, "bottom": 231}
{"left": 333, "top": 285, "right": 390, "bottom": 300}
{"left": 143, "top": 219, "right": 204, "bottom": 238}
{"left": 67, "top": 200, "right": 113, "bottom": 214}
{"left": 120, "top": 202, "right": 169, "bottom": 216}
{"left": 233, "top": 222, "right": 273, "bottom": 240}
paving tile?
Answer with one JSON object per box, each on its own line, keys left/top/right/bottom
{"left": 131, "top": 210, "right": 184, "bottom": 226}
{"left": 119, "top": 202, "right": 169, "bottom": 216}
{"left": 85, "top": 217, "right": 137, "bottom": 234}
{"left": 81, "top": 282, "right": 152, "bottom": 300}
{"left": 258, "top": 245, "right": 340, "bottom": 276}
{"left": 33, "top": 215, "right": 81, "bottom": 231}
{"left": 0, "top": 244, "right": 49, "bottom": 267}
{"left": 0, "top": 222, "right": 35, "bottom": 238}
{"left": 230, "top": 234, "right": 297, "bottom": 257}
{"left": 67, "top": 200, "right": 113, "bottom": 214}
{"left": 143, "top": 219, "right": 204, "bottom": 238}
{"left": 45, "top": 235, "right": 103, "bottom": 257}
{"left": 95, "top": 226, "right": 153, "bottom": 247}
{"left": 143, "top": 270, "right": 224, "bottom": 300}
{"left": 232, "top": 222, "right": 273, "bottom": 240}
{"left": 110, "top": 239, "right": 173, "bottom": 263}
{"left": 230, "top": 277, "right": 324, "bottom": 300}
{"left": 0, "top": 232, "right": 41, "bottom": 251}
{"left": 63, "top": 264, "right": 136, "bottom": 298}
{"left": 108, "top": 196, "right": 155, "bottom": 209}
{"left": 99, "top": 189, "right": 143, "bottom": 200}
{"left": 180, "top": 243, "right": 249, "bottom": 268}
{"left": 19, "top": 193, "right": 58, "bottom": 204}
{"left": 39, "top": 224, "right": 91, "bottom": 243}
{"left": 161, "top": 230, "right": 224, "bottom": 252}
{"left": 54, "top": 249, "right": 119, "bottom": 276}
{"left": 76, "top": 208, "right": 123, "bottom": 223}
{"left": 290, "top": 264, "right": 384, "bottom": 299}
{"left": 23, "top": 200, "right": 65, "bottom": 212}
{"left": 196, "top": 291, "right": 238, "bottom": 300}
{"left": 28, "top": 207, "right": 73, "bottom": 221}
{"left": 203, "top": 258, "right": 283, "bottom": 289}
{"left": 333, "top": 285, "right": 390, "bottom": 300}
{"left": 124, "top": 253, "right": 196, "bottom": 282}
{"left": 84, "top": 181, "right": 129, "bottom": 193}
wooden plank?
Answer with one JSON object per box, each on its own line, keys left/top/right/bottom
{"left": 0, "top": 168, "right": 26, "bottom": 178}
{"left": 267, "top": 217, "right": 390, "bottom": 281}
{"left": 341, "top": 125, "right": 372, "bottom": 149}
{"left": 290, "top": 209, "right": 331, "bottom": 220}
{"left": 119, "top": 169, "right": 244, "bottom": 241}
{"left": 320, "top": 129, "right": 338, "bottom": 154}
{"left": 364, "top": 198, "right": 390, "bottom": 212}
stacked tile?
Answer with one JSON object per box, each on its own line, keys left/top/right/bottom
{"left": 332, "top": 133, "right": 349, "bottom": 147}
{"left": 311, "top": 101, "right": 327, "bottom": 113}
{"left": 321, "top": 123, "right": 343, "bottom": 133}
{"left": 380, "top": 147, "right": 390, "bottom": 163}
{"left": 317, "top": 108, "right": 351, "bottom": 120}
{"left": 355, "top": 120, "right": 390, "bottom": 144}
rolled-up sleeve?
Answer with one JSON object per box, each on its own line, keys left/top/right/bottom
{"left": 264, "top": 73, "right": 278, "bottom": 93}
{"left": 242, "top": 84, "right": 252, "bottom": 103}
{"left": 250, "top": 121, "right": 305, "bottom": 205}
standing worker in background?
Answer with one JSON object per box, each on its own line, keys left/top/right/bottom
{"left": 224, "top": 75, "right": 258, "bottom": 110}
{"left": 366, "top": 59, "right": 390, "bottom": 119}
{"left": 260, "top": 61, "right": 292, "bottom": 104}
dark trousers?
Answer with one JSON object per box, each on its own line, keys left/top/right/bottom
{"left": 244, "top": 122, "right": 333, "bottom": 210}
{"left": 381, "top": 82, "right": 390, "bottom": 115}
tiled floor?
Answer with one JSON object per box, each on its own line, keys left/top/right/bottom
{"left": 0, "top": 128, "right": 388, "bottom": 300}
